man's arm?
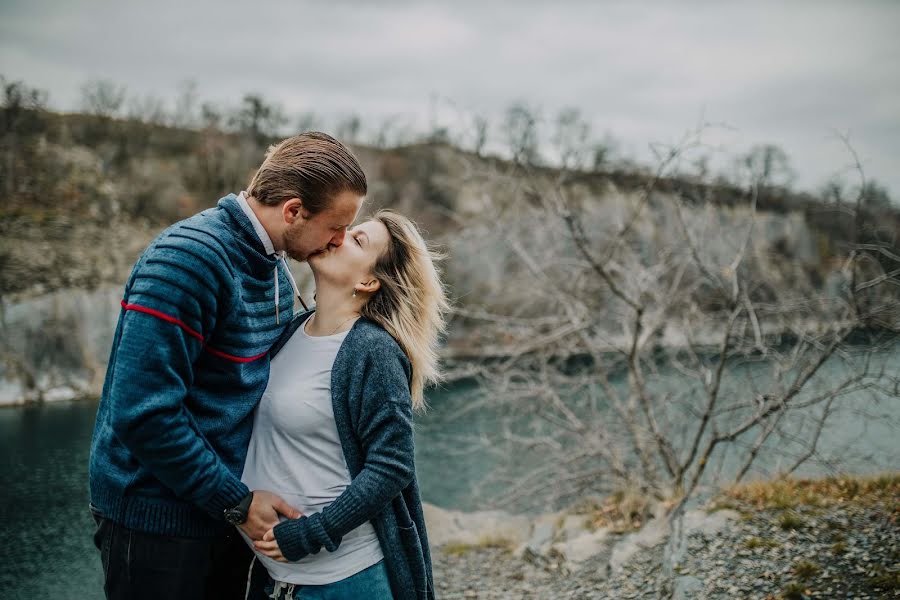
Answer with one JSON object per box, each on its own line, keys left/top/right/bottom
{"left": 108, "top": 235, "right": 295, "bottom": 531}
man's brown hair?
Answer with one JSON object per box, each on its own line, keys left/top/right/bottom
{"left": 246, "top": 132, "right": 367, "bottom": 212}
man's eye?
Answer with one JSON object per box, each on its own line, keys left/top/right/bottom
{"left": 354, "top": 236, "right": 361, "bottom": 246}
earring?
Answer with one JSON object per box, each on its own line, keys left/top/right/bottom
{"left": 352, "top": 289, "right": 357, "bottom": 298}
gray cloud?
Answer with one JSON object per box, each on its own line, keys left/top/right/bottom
{"left": 2, "top": 0, "right": 898, "bottom": 196}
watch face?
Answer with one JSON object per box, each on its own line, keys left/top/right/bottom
{"left": 224, "top": 509, "right": 245, "bottom": 526}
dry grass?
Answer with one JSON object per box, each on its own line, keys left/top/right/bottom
{"left": 441, "top": 535, "right": 517, "bottom": 556}
{"left": 777, "top": 511, "right": 807, "bottom": 530}
{"left": 830, "top": 540, "right": 847, "bottom": 555}
{"left": 715, "top": 473, "right": 900, "bottom": 512}
{"left": 743, "top": 536, "right": 780, "bottom": 550}
{"left": 870, "top": 564, "right": 900, "bottom": 592}
{"left": 587, "top": 489, "right": 655, "bottom": 533}
{"left": 792, "top": 559, "right": 821, "bottom": 581}
{"left": 780, "top": 581, "right": 810, "bottom": 599}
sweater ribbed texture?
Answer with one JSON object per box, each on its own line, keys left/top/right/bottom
{"left": 88, "top": 194, "right": 293, "bottom": 538}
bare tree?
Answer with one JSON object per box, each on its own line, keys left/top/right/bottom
{"left": 1, "top": 76, "right": 48, "bottom": 133}
{"left": 860, "top": 180, "right": 893, "bottom": 210}
{"left": 336, "top": 114, "right": 361, "bottom": 144}
{"left": 502, "top": 101, "right": 541, "bottom": 166}
{"left": 472, "top": 115, "right": 489, "bottom": 157}
{"left": 229, "top": 94, "right": 287, "bottom": 143}
{"left": 171, "top": 79, "right": 199, "bottom": 129}
{"left": 127, "top": 93, "right": 168, "bottom": 125}
{"left": 372, "top": 115, "right": 409, "bottom": 148}
{"left": 440, "top": 125, "right": 900, "bottom": 519}
{"left": 295, "top": 111, "right": 319, "bottom": 135}
{"left": 200, "top": 102, "right": 223, "bottom": 130}
{"left": 590, "top": 131, "right": 620, "bottom": 172}
{"left": 551, "top": 107, "right": 591, "bottom": 172}
{"left": 81, "top": 79, "right": 126, "bottom": 118}
{"left": 736, "top": 143, "right": 794, "bottom": 190}
{"left": 1, "top": 77, "right": 48, "bottom": 196}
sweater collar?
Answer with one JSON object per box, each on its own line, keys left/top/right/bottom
{"left": 235, "top": 191, "right": 277, "bottom": 256}
{"left": 217, "top": 193, "right": 277, "bottom": 261}
{"left": 218, "top": 193, "right": 308, "bottom": 321}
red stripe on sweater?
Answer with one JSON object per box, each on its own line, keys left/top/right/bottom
{"left": 204, "top": 346, "right": 268, "bottom": 363}
{"left": 120, "top": 300, "right": 267, "bottom": 363}
{"left": 121, "top": 301, "right": 204, "bottom": 342}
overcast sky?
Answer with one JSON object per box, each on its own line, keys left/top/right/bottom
{"left": 2, "top": 0, "right": 898, "bottom": 197}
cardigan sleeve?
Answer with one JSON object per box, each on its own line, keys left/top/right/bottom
{"left": 272, "top": 343, "right": 415, "bottom": 561}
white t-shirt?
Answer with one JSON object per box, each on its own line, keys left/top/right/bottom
{"left": 239, "top": 318, "right": 384, "bottom": 584}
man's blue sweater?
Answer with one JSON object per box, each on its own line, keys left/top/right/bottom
{"left": 88, "top": 194, "right": 294, "bottom": 538}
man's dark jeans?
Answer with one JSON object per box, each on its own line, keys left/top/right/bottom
{"left": 90, "top": 504, "right": 254, "bottom": 600}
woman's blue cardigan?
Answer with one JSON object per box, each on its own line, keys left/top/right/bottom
{"left": 269, "top": 309, "right": 435, "bottom": 600}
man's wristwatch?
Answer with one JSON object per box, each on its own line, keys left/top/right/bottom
{"left": 224, "top": 491, "right": 254, "bottom": 526}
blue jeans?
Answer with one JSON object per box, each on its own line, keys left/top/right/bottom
{"left": 247, "top": 558, "right": 394, "bottom": 600}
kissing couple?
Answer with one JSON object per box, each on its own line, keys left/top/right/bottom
{"left": 89, "top": 132, "right": 447, "bottom": 600}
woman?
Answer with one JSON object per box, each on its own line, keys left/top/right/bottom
{"left": 239, "top": 209, "right": 449, "bottom": 600}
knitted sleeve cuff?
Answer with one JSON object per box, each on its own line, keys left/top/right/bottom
{"left": 204, "top": 474, "right": 250, "bottom": 518}
{"left": 273, "top": 513, "right": 336, "bottom": 562}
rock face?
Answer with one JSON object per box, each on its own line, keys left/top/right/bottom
{"left": 607, "top": 516, "right": 670, "bottom": 573}
{"left": 431, "top": 486, "right": 899, "bottom": 598}
{"left": 553, "top": 528, "right": 610, "bottom": 565}
{"left": 661, "top": 508, "right": 742, "bottom": 597}
{"left": 672, "top": 574, "right": 704, "bottom": 600}
{"left": 0, "top": 285, "right": 123, "bottom": 405}
{"left": 424, "top": 497, "right": 740, "bottom": 581}
{"left": 428, "top": 500, "right": 752, "bottom": 598}
{"left": 3, "top": 120, "right": 895, "bottom": 401}
{"left": 423, "top": 503, "right": 531, "bottom": 548}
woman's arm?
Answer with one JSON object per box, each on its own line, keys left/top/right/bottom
{"left": 258, "top": 344, "right": 415, "bottom": 562}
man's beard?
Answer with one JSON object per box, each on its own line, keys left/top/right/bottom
{"left": 283, "top": 223, "right": 311, "bottom": 262}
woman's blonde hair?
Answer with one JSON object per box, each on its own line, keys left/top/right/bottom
{"left": 361, "top": 210, "right": 450, "bottom": 411}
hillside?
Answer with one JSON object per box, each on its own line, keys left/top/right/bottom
{"left": 1, "top": 109, "right": 899, "bottom": 403}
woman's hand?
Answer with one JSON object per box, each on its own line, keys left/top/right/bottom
{"left": 254, "top": 528, "right": 287, "bottom": 562}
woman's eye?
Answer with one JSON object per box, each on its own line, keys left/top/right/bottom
{"left": 354, "top": 236, "right": 361, "bottom": 246}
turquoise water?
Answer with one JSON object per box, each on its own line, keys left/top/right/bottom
{"left": 0, "top": 386, "right": 493, "bottom": 600}
{"left": 1, "top": 342, "right": 898, "bottom": 599}
{"left": 0, "top": 400, "right": 104, "bottom": 599}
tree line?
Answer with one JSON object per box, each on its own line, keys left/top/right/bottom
{"left": 2, "top": 74, "right": 894, "bottom": 211}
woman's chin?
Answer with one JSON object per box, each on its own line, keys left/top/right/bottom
{"left": 307, "top": 248, "right": 327, "bottom": 261}
{"left": 306, "top": 250, "right": 332, "bottom": 275}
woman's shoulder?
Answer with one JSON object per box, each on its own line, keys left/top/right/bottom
{"left": 347, "top": 319, "right": 408, "bottom": 363}
{"left": 341, "top": 319, "right": 413, "bottom": 395}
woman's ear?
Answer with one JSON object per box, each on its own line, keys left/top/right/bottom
{"left": 356, "top": 278, "right": 381, "bottom": 295}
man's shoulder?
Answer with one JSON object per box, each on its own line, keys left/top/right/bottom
{"left": 140, "top": 208, "right": 237, "bottom": 277}
{"left": 160, "top": 206, "right": 233, "bottom": 252}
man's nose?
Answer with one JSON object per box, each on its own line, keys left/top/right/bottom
{"left": 330, "top": 228, "right": 347, "bottom": 247}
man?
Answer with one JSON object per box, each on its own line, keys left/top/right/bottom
{"left": 88, "top": 132, "right": 367, "bottom": 599}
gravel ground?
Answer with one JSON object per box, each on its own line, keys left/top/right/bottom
{"left": 432, "top": 495, "right": 899, "bottom": 599}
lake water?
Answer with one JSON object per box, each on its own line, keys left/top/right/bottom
{"left": 0, "top": 384, "right": 488, "bottom": 600}
{"left": 1, "top": 343, "right": 898, "bottom": 599}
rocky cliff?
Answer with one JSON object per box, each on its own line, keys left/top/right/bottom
{"left": 2, "top": 110, "right": 897, "bottom": 404}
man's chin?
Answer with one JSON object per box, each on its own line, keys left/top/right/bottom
{"left": 286, "top": 248, "right": 319, "bottom": 262}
